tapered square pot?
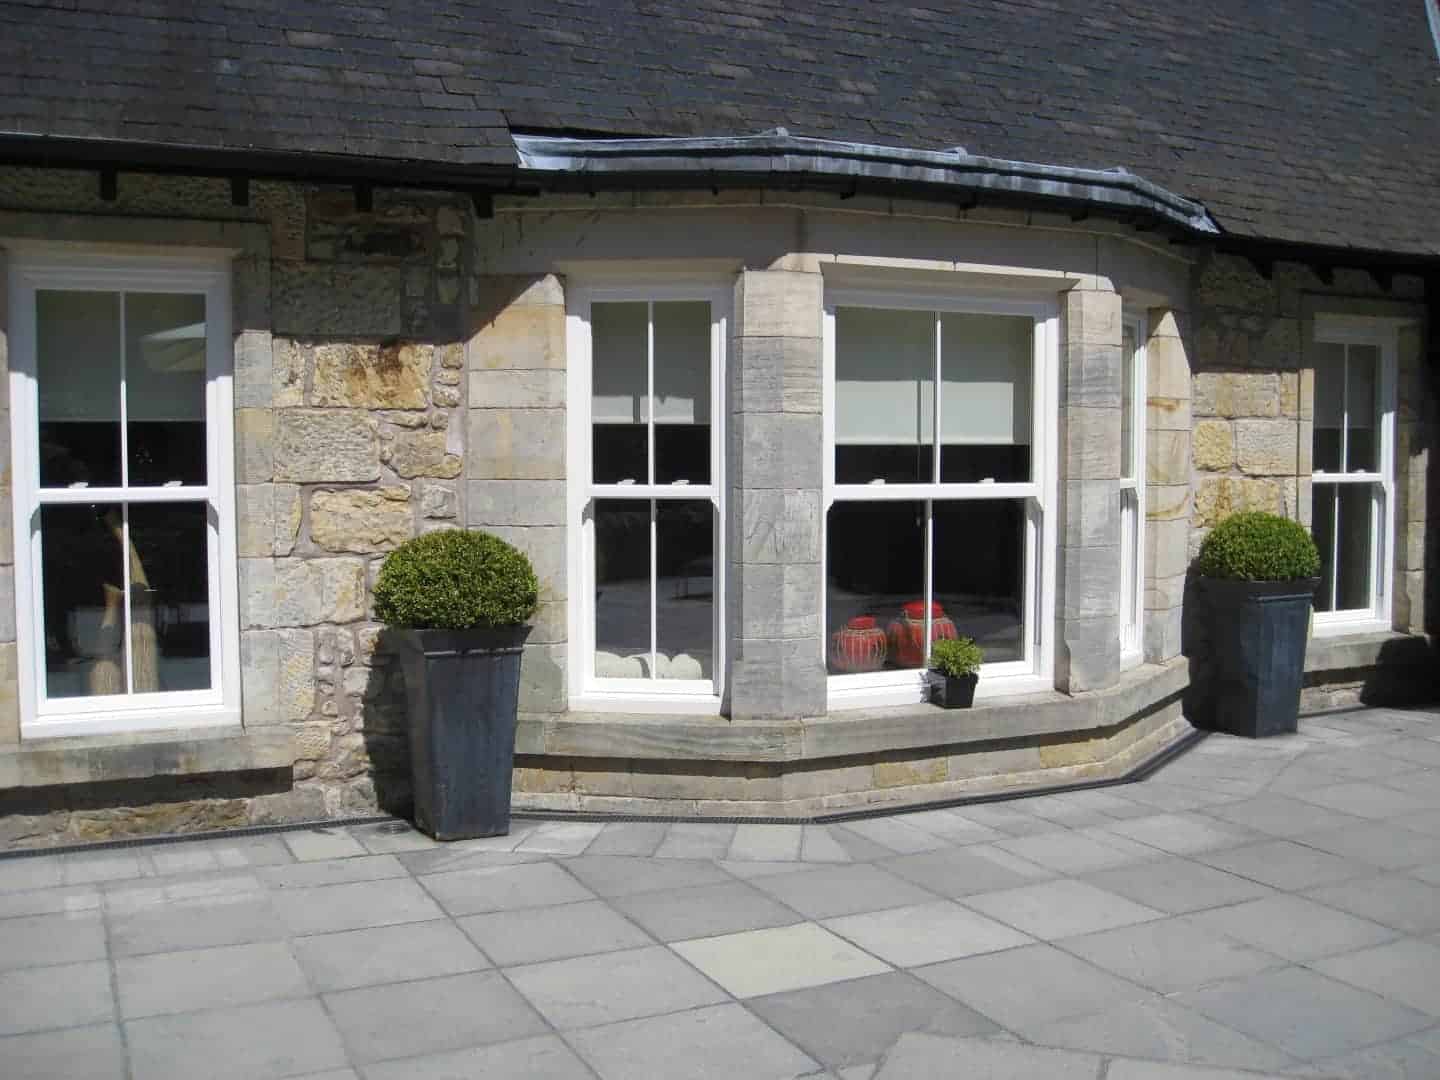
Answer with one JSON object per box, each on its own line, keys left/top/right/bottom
{"left": 395, "top": 626, "right": 529, "bottom": 840}
{"left": 930, "top": 671, "right": 979, "bottom": 709}
{"left": 1200, "top": 577, "right": 1318, "bottom": 738}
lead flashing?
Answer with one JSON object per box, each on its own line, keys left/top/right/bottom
{"left": 514, "top": 130, "right": 1221, "bottom": 235}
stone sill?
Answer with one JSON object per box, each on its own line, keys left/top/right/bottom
{"left": 1304, "top": 631, "right": 1434, "bottom": 676}
{"left": 0, "top": 726, "right": 293, "bottom": 789}
{"left": 518, "top": 658, "right": 1188, "bottom": 764}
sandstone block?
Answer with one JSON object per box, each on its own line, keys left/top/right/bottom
{"left": 518, "top": 643, "right": 566, "bottom": 713}
{"left": 236, "top": 485, "right": 275, "bottom": 558}
{"left": 736, "top": 269, "right": 823, "bottom": 339}
{"left": 1064, "top": 287, "right": 1122, "bottom": 346}
{"left": 1145, "top": 573, "right": 1187, "bottom": 611}
{"left": 1145, "top": 606, "right": 1184, "bottom": 664}
{"left": 1197, "top": 253, "right": 1278, "bottom": 314}
{"left": 1146, "top": 484, "right": 1191, "bottom": 522}
{"left": 273, "top": 262, "right": 402, "bottom": 337}
{"left": 239, "top": 558, "right": 275, "bottom": 629}
{"left": 1146, "top": 395, "right": 1192, "bottom": 433}
{"left": 312, "top": 342, "right": 430, "bottom": 408}
{"left": 875, "top": 756, "right": 947, "bottom": 789}
{"left": 235, "top": 408, "right": 275, "bottom": 483}
{"left": 1145, "top": 334, "right": 1191, "bottom": 399}
{"left": 1146, "top": 517, "right": 1190, "bottom": 580}
{"left": 1145, "top": 429, "right": 1189, "bottom": 486}
{"left": 386, "top": 428, "right": 461, "bottom": 479}
{"left": 1062, "top": 406, "right": 1122, "bottom": 480}
{"left": 274, "top": 410, "right": 380, "bottom": 482}
{"left": 1234, "top": 419, "right": 1299, "bottom": 475}
{"left": 469, "top": 369, "right": 566, "bottom": 409}
{"left": 1062, "top": 479, "right": 1121, "bottom": 548}
{"left": 418, "top": 481, "right": 458, "bottom": 520}
{"left": 466, "top": 408, "right": 563, "bottom": 479}
{"left": 272, "top": 339, "right": 306, "bottom": 407}
{"left": 240, "top": 629, "right": 279, "bottom": 727}
{"left": 1063, "top": 343, "right": 1122, "bottom": 408}
{"left": 274, "top": 558, "right": 367, "bottom": 626}
{"left": 1055, "top": 614, "right": 1120, "bottom": 693}
{"left": 482, "top": 525, "right": 566, "bottom": 602}
{"left": 310, "top": 488, "right": 413, "bottom": 553}
{"left": 1193, "top": 476, "right": 1283, "bottom": 527}
{"left": 731, "top": 411, "right": 822, "bottom": 490}
{"left": 1193, "top": 372, "right": 1280, "bottom": 418}
{"left": 1192, "top": 420, "right": 1233, "bottom": 472}
{"left": 733, "top": 336, "right": 822, "bottom": 414}
{"left": 278, "top": 628, "right": 316, "bottom": 721}
{"left": 1059, "top": 544, "right": 1121, "bottom": 620}
{"left": 738, "top": 488, "right": 822, "bottom": 564}
{"left": 466, "top": 479, "right": 565, "bottom": 527}
{"left": 0, "top": 642, "right": 17, "bottom": 745}
{"left": 234, "top": 330, "right": 272, "bottom": 409}
{"left": 470, "top": 304, "right": 565, "bottom": 370}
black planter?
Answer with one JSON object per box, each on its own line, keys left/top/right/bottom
{"left": 1200, "top": 577, "right": 1318, "bottom": 738}
{"left": 396, "top": 626, "right": 529, "bottom": 840}
{"left": 930, "top": 671, "right": 979, "bottom": 709}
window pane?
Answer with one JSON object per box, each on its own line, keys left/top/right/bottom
{"left": 835, "top": 308, "right": 933, "bottom": 484}
{"left": 592, "top": 303, "right": 648, "bottom": 484}
{"left": 40, "top": 503, "right": 128, "bottom": 698}
{"left": 1313, "top": 483, "right": 1374, "bottom": 613}
{"left": 594, "top": 499, "right": 651, "bottom": 677}
{"left": 826, "top": 501, "right": 924, "bottom": 673}
{"left": 653, "top": 302, "right": 711, "bottom": 485}
{"left": 1120, "top": 489, "right": 1139, "bottom": 649}
{"left": 656, "top": 500, "right": 712, "bottom": 679}
{"left": 1345, "top": 344, "right": 1378, "bottom": 472}
{"left": 1312, "top": 340, "right": 1344, "bottom": 472}
{"left": 1121, "top": 324, "right": 1136, "bottom": 480}
{"left": 37, "top": 291, "right": 122, "bottom": 488}
{"left": 933, "top": 500, "right": 1026, "bottom": 663}
{"left": 126, "top": 293, "right": 208, "bottom": 486}
{"left": 939, "top": 313, "right": 1033, "bottom": 483}
{"left": 129, "top": 503, "right": 211, "bottom": 691}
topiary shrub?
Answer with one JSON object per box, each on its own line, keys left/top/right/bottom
{"left": 929, "top": 636, "right": 984, "bottom": 677}
{"left": 1195, "top": 511, "right": 1320, "bottom": 582}
{"left": 375, "top": 529, "right": 538, "bottom": 629}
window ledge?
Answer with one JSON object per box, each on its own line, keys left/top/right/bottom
{"left": 519, "top": 658, "right": 1188, "bottom": 764}
{"left": 1305, "top": 630, "right": 1434, "bottom": 676}
{"left": 0, "top": 725, "right": 292, "bottom": 789}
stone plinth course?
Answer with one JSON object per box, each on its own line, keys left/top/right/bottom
{"left": 4, "top": 706, "right": 1440, "bottom": 1078}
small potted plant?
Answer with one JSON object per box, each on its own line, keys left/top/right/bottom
{"left": 1195, "top": 510, "right": 1320, "bottom": 738}
{"left": 375, "top": 530, "right": 538, "bottom": 840}
{"left": 929, "top": 637, "right": 984, "bottom": 709}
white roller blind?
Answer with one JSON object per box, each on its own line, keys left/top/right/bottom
{"left": 940, "top": 312, "right": 1032, "bottom": 446}
{"left": 591, "top": 301, "right": 647, "bottom": 425}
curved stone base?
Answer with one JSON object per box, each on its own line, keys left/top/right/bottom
{"left": 512, "top": 660, "right": 1192, "bottom": 818}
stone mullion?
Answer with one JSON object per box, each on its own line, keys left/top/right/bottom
{"left": 1143, "top": 309, "right": 1191, "bottom": 662}
{"left": 1056, "top": 286, "right": 1123, "bottom": 694}
{"left": 728, "top": 270, "right": 826, "bottom": 721}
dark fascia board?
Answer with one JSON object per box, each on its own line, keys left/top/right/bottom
{"left": 513, "top": 131, "right": 1222, "bottom": 236}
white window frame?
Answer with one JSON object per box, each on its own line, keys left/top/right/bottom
{"left": 1119, "top": 312, "right": 1147, "bottom": 667}
{"left": 6, "top": 247, "right": 241, "bottom": 737}
{"left": 1310, "top": 314, "right": 1400, "bottom": 637}
{"left": 565, "top": 280, "right": 730, "bottom": 714}
{"left": 822, "top": 286, "right": 1059, "bottom": 709}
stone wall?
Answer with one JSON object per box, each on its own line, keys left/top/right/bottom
{"left": 0, "top": 169, "right": 476, "bottom": 842}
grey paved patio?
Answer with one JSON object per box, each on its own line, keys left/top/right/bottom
{"left": 5, "top": 707, "right": 1440, "bottom": 1079}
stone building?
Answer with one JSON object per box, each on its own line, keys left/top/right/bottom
{"left": 0, "top": 2, "right": 1436, "bottom": 844}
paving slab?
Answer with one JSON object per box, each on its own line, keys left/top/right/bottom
{"left": 1102, "top": 813, "right": 1259, "bottom": 856}
{"left": 824, "top": 900, "right": 1033, "bottom": 967}
{"left": 568, "top": 1002, "right": 819, "bottom": 1080}
{"left": 1058, "top": 916, "right": 1283, "bottom": 992}
{"left": 995, "top": 828, "right": 1161, "bottom": 874}
{"left": 282, "top": 828, "right": 367, "bottom": 862}
{"left": 0, "top": 960, "right": 113, "bottom": 1035}
{"left": 612, "top": 879, "right": 801, "bottom": 941}
{"left": 653, "top": 822, "right": 737, "bottom": 859}
{"left": 1305, "top": 873, "right": 1440, "bottom": 934}
{"left": 799, "top": 825, "right": 855, "bottom": 862}
{"left": 1197, "top": 840, "right": 1374, "bottom": 891}
{"left": 0, "top": 856, "right": 63, "bottom": 893}
{"left": 1080, "top": 857, "right": 1274, "bottom": 914}
{"left": 891, "top": 808, "right": 1005, "bottom": 844}
{"left": 419, "top": 860, "right": 594, "bottom": 915}
{"left": 873, "top": 1032, "right": 1102, "bottom": 1080}
{"left": 514, "top": 821, "right": 606, "bottom": 855}
{"left": 747, "top": 971, "right": 998, "bottom": 1069}
{"left": 107, "top": 889, "right": 286, "bottom": 957}
{"left": 747, "top": 862, "right": 936, "bottom": 919}
{"left": 361, "top": 1034, "right": 594, "bottom": 1080}
{"left": 560, "top": 854, "right": 731, "bottom": 897}
{"left": 878, "top": 846, "right": 1051, "bottom": 897}
{"left": 125, "top": 998, "right": 348, "bottom": 1080}
{"left": 914, "top": 942, "right": 1152, "bottom": 1030}
{"left": 1287, "top": 821, "right": 1440, "bottom": 870}
{"left": 324, "top": 970, "right": 547, "bottom": 1063}
{"left": 1105, "top": 1061, "right": 1293, "bottom": 1079}
{"left": 507, "top": 943, "right": 728, "bottom": 1028}
{"left": 838, "top": 818, "right": 948, "bottom": 854}
{"left": 116, "top": 940, "right": 308, "bottom": 1018}
{"left": 961, "top": 879, "right": 1164, "bottom": 940}
{"left": 1178, "top": 965, "right": 1433, "bottom": 1062}
{"left": 0, "top": 885, "right": 100, "bottom": 919}
{"left": 1284, "top": 1035, "right": 1440, "bottom": 1079}
{"left": 1185, "top": 894, "right": 1398, "bottom": 961}
{"left": 258, "top": 853, "right": 407, "bottom": 889}
{"left": 458, "top": 898, "right": 652, "bottom": 965}
{"left": 1198, "top": 795, "right": 1369, "bottom": 839}
{"left": 273, "top": 876, "right": 444, "bottom": 935}
{"left": 1290, "top": 781, "right": 1434, "bottom": 821}
{"left": 585, "top": 821, "right": 670, "bottom": 857}
{"left": 729, "top": 824, "right": 803, "bottom": 862}
{"left": 63, "top": 850, "right": 148, "bottom": 886}
{"left": 1311, "top": 938, "right": 1440, "bottom": 1016}
{"left": 673, "top": 922, "right": 890, "bottom": 998}
{"left": 0, "top": 1023, "right": 125, "bottom": 1080}
{"left": 292, "top": 918, "right": 489, "bottom": 991}
{"left": 0, "top": 908, "right": 106, "bottom": 970}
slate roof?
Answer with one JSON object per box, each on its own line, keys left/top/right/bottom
{"left": 1, "top": 0, "right": 1438, "bottom": 256}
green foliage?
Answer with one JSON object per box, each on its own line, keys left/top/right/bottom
{"left": 929, "top": 636, "right": 984, "bottom": 678}
{"left": 1195, "top": 511, "right": 1321, "bottom": 582}
{"left": 374, "top": 529, "right": 538, "bottom": 629}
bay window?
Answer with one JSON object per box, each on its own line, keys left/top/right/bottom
{"left": 7, "top": 249, "right": 239, "bottom": 736}
{"left": 569, "top": 286, "right": 727, "bottom": 708}
{"left": 823, "top": 292, "right": 1056, "bottom": 705}
{"left": 1311, "top": 317, "right": 1397, "bottom": 631}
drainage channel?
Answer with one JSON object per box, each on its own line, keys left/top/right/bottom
{"left": 0, "top": 726, "right": 1208, "bottom": 861}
